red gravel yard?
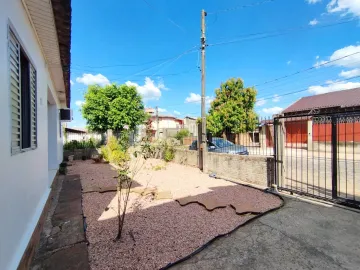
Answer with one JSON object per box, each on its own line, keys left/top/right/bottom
{"left": 68, "top": 159, "right": 282, "bottom": 270}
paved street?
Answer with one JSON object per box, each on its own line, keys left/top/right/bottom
{"left": 171, "top": 196, "right": 360, "bottom": 270}
{"left": 247, "top": 147, "right": 360, "bottom": 202}
{"left": 282, "top": 155, "right": 360, "bottom": 201}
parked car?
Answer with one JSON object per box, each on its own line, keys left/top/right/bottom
{"left": 189, "top": 137, "right": 249, "bottom": 155}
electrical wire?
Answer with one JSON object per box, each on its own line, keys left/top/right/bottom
{"left": 254, "top": 51, "right": 360, "bottom": 87}
{"left": 256, "top": 75, "right": 360, "bottom": 101}
{"left": 141, "top": 0, "right": 186, "bottom": 33}
{"left": 207, "top": 0, "right": 275, "bottom": 15}
{"left": 208, "top": 18, "right": 357, "bottom": 47}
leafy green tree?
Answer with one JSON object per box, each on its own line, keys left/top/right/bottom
{"left": 207, "top": 78, "right": 258, "bottom": 138}
{"left": 82, "top": 84, "right": 146, "bottom": 132}
{"left": 174, "top": 129, "right": 190, "bottom": 144}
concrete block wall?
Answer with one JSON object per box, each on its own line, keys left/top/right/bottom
{"left": 206, "top": 152, "right": 274, "bottom": 187}
{"left": 172, "top": 149, "right": 274, "bottom": 187}
{"left": 173, "top": 149, "right": 199, "bottom": 167}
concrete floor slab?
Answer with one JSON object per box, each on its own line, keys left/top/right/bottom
{"left": 32, "top": 243, "right": 90, "bottom": 270}
{"left": 171, "top": 197, "right": 360, "bottom": 270}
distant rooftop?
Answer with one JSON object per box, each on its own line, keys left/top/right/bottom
{"left": 283, "top": 87, "right": 360, "bottom": 114}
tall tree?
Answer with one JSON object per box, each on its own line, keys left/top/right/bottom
{"left": 82, "top": 84, "right": 146, "bottom": 132}
{"left": 207, "top": 78, "right": 258, "bottom": 138}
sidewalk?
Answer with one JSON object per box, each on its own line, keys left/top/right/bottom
{"left": 31, "top": 174, "right": 89, "bottom": 270}
{"left": 171, "top": 196, "right": 360, "bottom": 270}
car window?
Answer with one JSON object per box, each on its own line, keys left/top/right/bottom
{"left": 213, "top": 138, "right": 233, "bottom": 148}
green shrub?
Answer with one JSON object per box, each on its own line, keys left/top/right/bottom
{"left": 100, "top": 145, "right": 110, "bottom": 161}
{"left": 107, "top": 136, "right": 120, "bottom": 151}
{"left": 110, "top": 149, "right": 129, "bottom": 166}
{"left": 174, "top": 129, "right": 190, "bottom": 144}
{"left": 64, "top": 138, "right": 101, "bottom": 150}
{"left": 164, "top": 148, "right": 175, "bottom": 162}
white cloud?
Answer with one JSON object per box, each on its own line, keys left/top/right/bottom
{"left": 256, "top": 98, "right": 267, "bottom": 107}
{"left": 306, "top": 0, "right": 322, "bottom": 4}
{"left": 75, "top": 100, "right": 84, "bottom": 107}
{"left": 327, "top": 0, "right": 360, "bottom": 17}
{"left": 262, "top": 107, "right": 283, "bottom": 115}
{"left": 339, "top": 68, "right": 360, "bottom": 78}
{"left": 126, "top": 77, "right": 166, "bottom": 101}
{"left": 158, "top": 108, "right": 167, "bottom": 113}
{"left": 314, "top": 45, "right": 360, "bottom": 68}
{"left": 76, "top": 73, "right": 110, "bottom": 86}
{"left": 173, "top": 110, "right": 181, "bottom": 115}
{"left": 272, "top": 94, "right": 280, "bottom": 102}
{"left": 185, "top": 93, "right": 213, "bottom": 105}
{"left": 309, "top": 18, "right": 319, "bottom": 25}
{"left": 70, "top": 80, "right": 74, "bottom": 85}
{"left": 316, "top": 55, "right": 320, "bottom": 59}
{"left": 287, "top": 60, "right": 292, "bottom": 65}
{"left": 308, "top": 80, "right": 360, "bottom": 94}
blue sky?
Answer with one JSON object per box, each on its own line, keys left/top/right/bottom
{"left": 69, "top": 0, "right": 360, "bottom": 128}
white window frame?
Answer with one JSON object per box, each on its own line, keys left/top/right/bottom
{"left": 8, "top": 25, "right": 37, "bottom": 155}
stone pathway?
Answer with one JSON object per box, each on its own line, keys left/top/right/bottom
{"left": 31, "top": 174, "right": 89, "bottom": 270}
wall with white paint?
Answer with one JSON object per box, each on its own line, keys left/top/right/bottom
{"left": 0, "top": 1, "right": 63, "bottom": 269}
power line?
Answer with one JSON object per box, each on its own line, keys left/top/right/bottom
{"left": 69, "top": 57, "right": 176, "bottom": 69}
{"left": 208, "top": 18, "right": 356, "bottom": 47}
{"left": 256, "top": 75, "right": 360, "bottom": 101}
{"left": 207, "top": 0, "right": 275, "bottom": 15}
{"left": 254, "top": 51, "right": 360, "bottom": 87}
{"left": 162, "top": 75, "right": 360, "bottom": 109}
{"left": 141, "top": 0, "right": 186, "bottom": 33}
{"left": 126, "top": 45, "right": 198, "bottom": 78}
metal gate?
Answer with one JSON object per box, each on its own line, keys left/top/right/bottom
{"left": 274, "top": 112, "right": 360, "bottom": 207}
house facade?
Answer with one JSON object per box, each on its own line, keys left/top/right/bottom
{"left": 0, "top": 0, "right": 71, "bottom": 269}
{"left": 183, "top": 116, "right": 198, "bottom": 136}
{"left": 281, "top": 87, "right": 360, "bottom": 149}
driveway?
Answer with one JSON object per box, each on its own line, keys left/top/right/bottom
{"left": 171, "top": 196, "right": 360, "bottom": 270}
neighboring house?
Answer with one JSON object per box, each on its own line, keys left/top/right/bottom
{"left": 150, "top": 115, "right": 184, "bottom": 139}
{"left": 151, "top": 115, "right": 184, "bottom": 129}
{"left": 183, "top": 116, "right": 198, "bottom": 136}
{"left": 0, "top": 1, "right": 71, "bottom": 269}
{"left": 281, "top": 88, "right": 360, "bottom": 148}
{"left": 64, "top": 127, "right": 102, "bottom": 142}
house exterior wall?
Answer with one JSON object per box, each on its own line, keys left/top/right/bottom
{"left": 151, "top": 118, "right": 183, "bottom": 129}
{"left": 183, "top": 117, "right": 197, "bottom": 136}
{"left": 0, "top": 1, "right": 63, "bottom": 269}
{"left": 313, "top": 122, "right": 360, "bottom": 142}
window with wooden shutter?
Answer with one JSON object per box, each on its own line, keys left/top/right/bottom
{"left": 8, "top": 28, "right": 37, "bottom": 154}
{"left": 9, "top": 30, "right": 21, "bottom": 154}
{"left": 30, "top": 64, "right": 37, "bottom": 149}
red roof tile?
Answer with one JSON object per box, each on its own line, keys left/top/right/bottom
{"left": 283, "top": 87, "right": 360, "bottom": 113}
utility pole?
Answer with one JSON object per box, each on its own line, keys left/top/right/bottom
{"left": 155, "top": 106, "right": 159, "bottom": 139}
{"left": 201, "top": 9, "right": 207, "bottom": 172}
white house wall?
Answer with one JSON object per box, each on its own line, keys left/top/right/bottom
{"left": 0, "top": 0, "right": 63, "bottom": 269}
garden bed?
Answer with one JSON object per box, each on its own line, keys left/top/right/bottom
{"left": 68, "top": 159, "right": 282, "bottom": 270}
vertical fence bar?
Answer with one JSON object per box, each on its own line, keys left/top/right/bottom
{"left": 324, "top": 116, "right": 327, "bottom": 198}
{"left": 353, "top": 118, "right": 355, "bottom": 201}
{"left": 345, "top": 118, "right": 348, "bottom": 198}
{"left": 318, "top": 118, "right": 321, "bottom": 197}
{"left": 337, "top": 117, "right": 341, "bottom": 197}
{"left": 273, "top": 117, "right": 277, "bottom": 188}
{"left": 307, "top": 118, "right": 310, "bottom": 194}
{"left": 332, "top": 116, "right": 338, "bottom": 199}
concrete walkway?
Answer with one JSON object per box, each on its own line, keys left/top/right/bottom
{"left": 31, "top": 174, "right": 89, "bottom": 270}
{"left": 171, "top": 196, "right": 360, "bottom": 270}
